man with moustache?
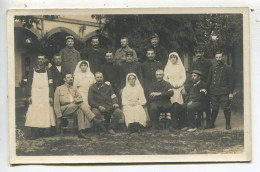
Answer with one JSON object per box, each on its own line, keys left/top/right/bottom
{"left": 119, "top": 51, "right": 143, "bottom": 89}
{"left": 192, "top": 46, "right": 212, "bottom": 128}
{"left": 149, "top": 69, "right": 174, "bottom": 134}
{"left": 88, "top": 72, "right": 123, "bottom": 135}
{"left": 54, "top": 73, "right": 104, "bottom": 139}
{"left": 81, "top": 36, "right": 106, "bottom": 74}
{"left": 100, "top": 51, "right": 121, "bottom": 105}
{"left": 182, "top": 70, "right": 208, "bottom": 132}
{"left": 49, "top": 53, "right": 64, "bottom": 91}
{"left": 115, "top": 37, "right": 138, "bottom": 66}
{"left": 143, "top": 33, "right": 168, "bottom": 66}
{"left": 59, "top": 36, "right": 81, "bottom": 75}
{"left": 207, "top": 51, "right": 234, "bottom": 130}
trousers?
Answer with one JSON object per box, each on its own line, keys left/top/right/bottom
{"left": 61, "top": 102, "right": 95, "bottom": 130}
{"left": 92, "top": 107, "right": 123, "bottom": 130}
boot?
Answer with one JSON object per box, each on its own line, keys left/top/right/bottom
{"left": 224, "top": 110, "right": 232, "bottom": 130}
{"left": 28, "top": 127, "right": 39, "bottom": 140}
{"left": 205, "top": 109, "right": 218, "bottom": 129}
{"left": 78, "top": 130, "right": 90, "bottom": 140}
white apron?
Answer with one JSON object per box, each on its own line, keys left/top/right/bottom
{"left": 25, "top": 70, "right": 56, "bottom": 128}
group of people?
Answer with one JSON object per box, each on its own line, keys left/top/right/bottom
{"left": 24, "top": 33, "right": 234, "bottom": 140}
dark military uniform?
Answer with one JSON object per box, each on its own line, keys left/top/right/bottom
{"left": 149, "top": 80, "right": 174, "bottom": 130}
{"left": 88, "top": 82, "right": 123, "bottom": 130}
{"left": 207, "top": 62, "right": 234, "bottom": 127}
{"left": 81, "top": 46, "right": 106, "bottom": 74}
{"left": 192, "top": 56, "right": 212, "bottom": 126}
{"left": 100, "top": 62, "right": 121, "bottom": 105}
{"left": 143, "top": 45, "right": 168, "bottom": 66}
{"left": 192, "top": 56, "right": 212, "bottom": 82}
{"left": 49, "top": 65, "right": 64, "bottom": 91}
{"left": 184, "top": 80, "right": 207, "bottom": 129}
{"left": 119, "top": 62, "right": 144, "bottom": 89}
{"left": 59, "top": 46, "right": 81, "bottom": 75}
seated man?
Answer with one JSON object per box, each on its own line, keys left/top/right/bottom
{"left": 149, "top": 69, "right": 174, "bottom": 133}
{"left": 88, "top": 72, "right": 123, "bottom": 135}
{"left": 54, "top": 73, "right": 104, "bottom": 139}
{"left": 183, "top": 70, "right": 207, "bottom": 132}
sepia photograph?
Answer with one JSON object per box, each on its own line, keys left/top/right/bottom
{"left": 7, "top": 8, "right": 250, "bottom": 164}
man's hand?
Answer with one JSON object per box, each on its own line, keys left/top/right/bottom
{"left": 187, "top": 101, "right": 193, "bottom": 106}
{"left": 229, "top": 93, "right": 234, "bottom": 100}
{"left": 98, "top": 106, "right": 106, "bottom": 112}
{"left": 113, "top": 104, "right": 119, "bottom": 108}
{"left": 49, "top": 98, "right": 53, "bottom": 106}
{"left": 27, "top": 97, "right": 32, "bottom": 104}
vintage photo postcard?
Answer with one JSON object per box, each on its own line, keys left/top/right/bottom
{"left": 7, "top": 7, "right": 251, "bottom": 164}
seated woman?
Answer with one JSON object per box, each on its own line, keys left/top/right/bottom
{"left": 122, "top": 73, "right": 147, "bottom": 134}
{"left": 73, "top": 60, "right": 96, "bottom": 129}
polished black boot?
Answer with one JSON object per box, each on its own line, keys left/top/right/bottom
{"left": 224, "top": 109, "right": 231, "bottom": 130}
{"left": 205, "top": 109, "right": 218, "bottom": 129}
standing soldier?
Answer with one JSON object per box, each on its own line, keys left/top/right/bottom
{"left": 49, "top": 54, "right": 64, "bottom": 91}
{"left": 25, "top": 54, "right": 56, "bottom": 140}
{"left": 143, "top": 33, "right": 168, "bottom": 66}
{"left": 207, "top": 51, "right": 234, "bottom": 130}
{"left": 192, "top": 46, "right": 212, "bottom": 128}
{"left": 100, "top": 51, "right": 121, "bottom": 105}
{"left": 81, "top": 36, "right": 106, "bottom": 74}
{"left": 119, "top": 51, "right": 143, "bottom": 89}
{"left": 141, "top": 48, "right": 163, "bottom": 118}
{"left": 59, "top": 35, "right": 81, "bottom": 75}
{"left": 115, "top": 37, "right": 138, "bottom": 66}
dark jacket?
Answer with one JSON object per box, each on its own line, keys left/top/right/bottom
{"left": 59, "top": 46, "right": 81, "bottom": 75}
{"left": 141, "top": 60, "right": 163, "bottom": 90}
{"left": 88, "top": 82, "right": 118, "bottom": 111}
{"left": 185, "top": 80, "right": 207, "bottom": 103}
{"left": 100, "top": 62, "right": 121, "bottom": 90}
{"left": 192, "top": 56, "right": 212, "bottom": 82}
{"left": 119, "top": 62, "right": 144, "bottom": 89}
{"left": 49, "top": 65, "right": 64, "bottom": 91}
{"left": 149, "top": 80, "right": 173, "bottom": 103}
{"left": 207, "top": 62, "right": 234, "bottom": 95}
{"left": 143, "top": 44, "right": 168, "bottom": 66}
{"left": 26, "top": 67, "right": 54, "bottom": 98}
{"left": 81, "top": 46, "right": 106, "bottom": 74}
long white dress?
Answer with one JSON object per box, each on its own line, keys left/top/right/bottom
{"left": 164, "top": 52, "right": 186, "bottom": 104}
{"left": 73, "top": 61, "right": 96, "bottom": 128}
{"left": 25, "top": 70, "right": 56, "bottom": 128}
{"left": 122, "top": 73, "right": 147, "bottom": 127}
{"left": 73, "top": 61, "right": 96, "bottom": 107}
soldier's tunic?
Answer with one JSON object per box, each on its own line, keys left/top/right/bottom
{"left": 114, "top": 46, "right": 138, "bottom": 66}
{"left": 119, "top": 62, "right": 144, "bottom": 89}
{"left": 207, "top": 62, "right": 234, "bottom": 126}
{"left": 59, "top": 46, "right": 81, "bottom": 75}
{"left": 25, "top": 67, "right": 55, "bottom": 128}
{"left": 149, "top": 80, "right": 174, "bottom": 129}
{"left": 54, "top": 84, "right": 95, "bottom": 131}
{"left": 49, "top": 65, "right": 64, "bottom": 91}
{"left": 81, "top": 46, "right": 106, "bottom": 74}
{"left": 88, "top": 82, "right": 123, "bottom": 129}
{"left": 192, "top": 56, "right": 212, "bottom": 82}
{"left": 100, "top": 62, "right": 121, "bottom": 104}
{"left": 143, "top": 44, "right": 168, "bottom": 66}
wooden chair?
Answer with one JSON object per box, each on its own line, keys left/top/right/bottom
{"left": 60, "top": 115, "right": 78, "bottom": 137}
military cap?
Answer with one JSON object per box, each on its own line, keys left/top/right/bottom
{"left": 191, "top": 70, "right": 203, "bottom": 76}
{"left": 126, "top": 51, "right": 134, "bottom": 56}
{"left": 150, "top": 33, "right": 159, "bottom": 39}
{"left": 66, "top": 35, "right": 74, "bottom": 41}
